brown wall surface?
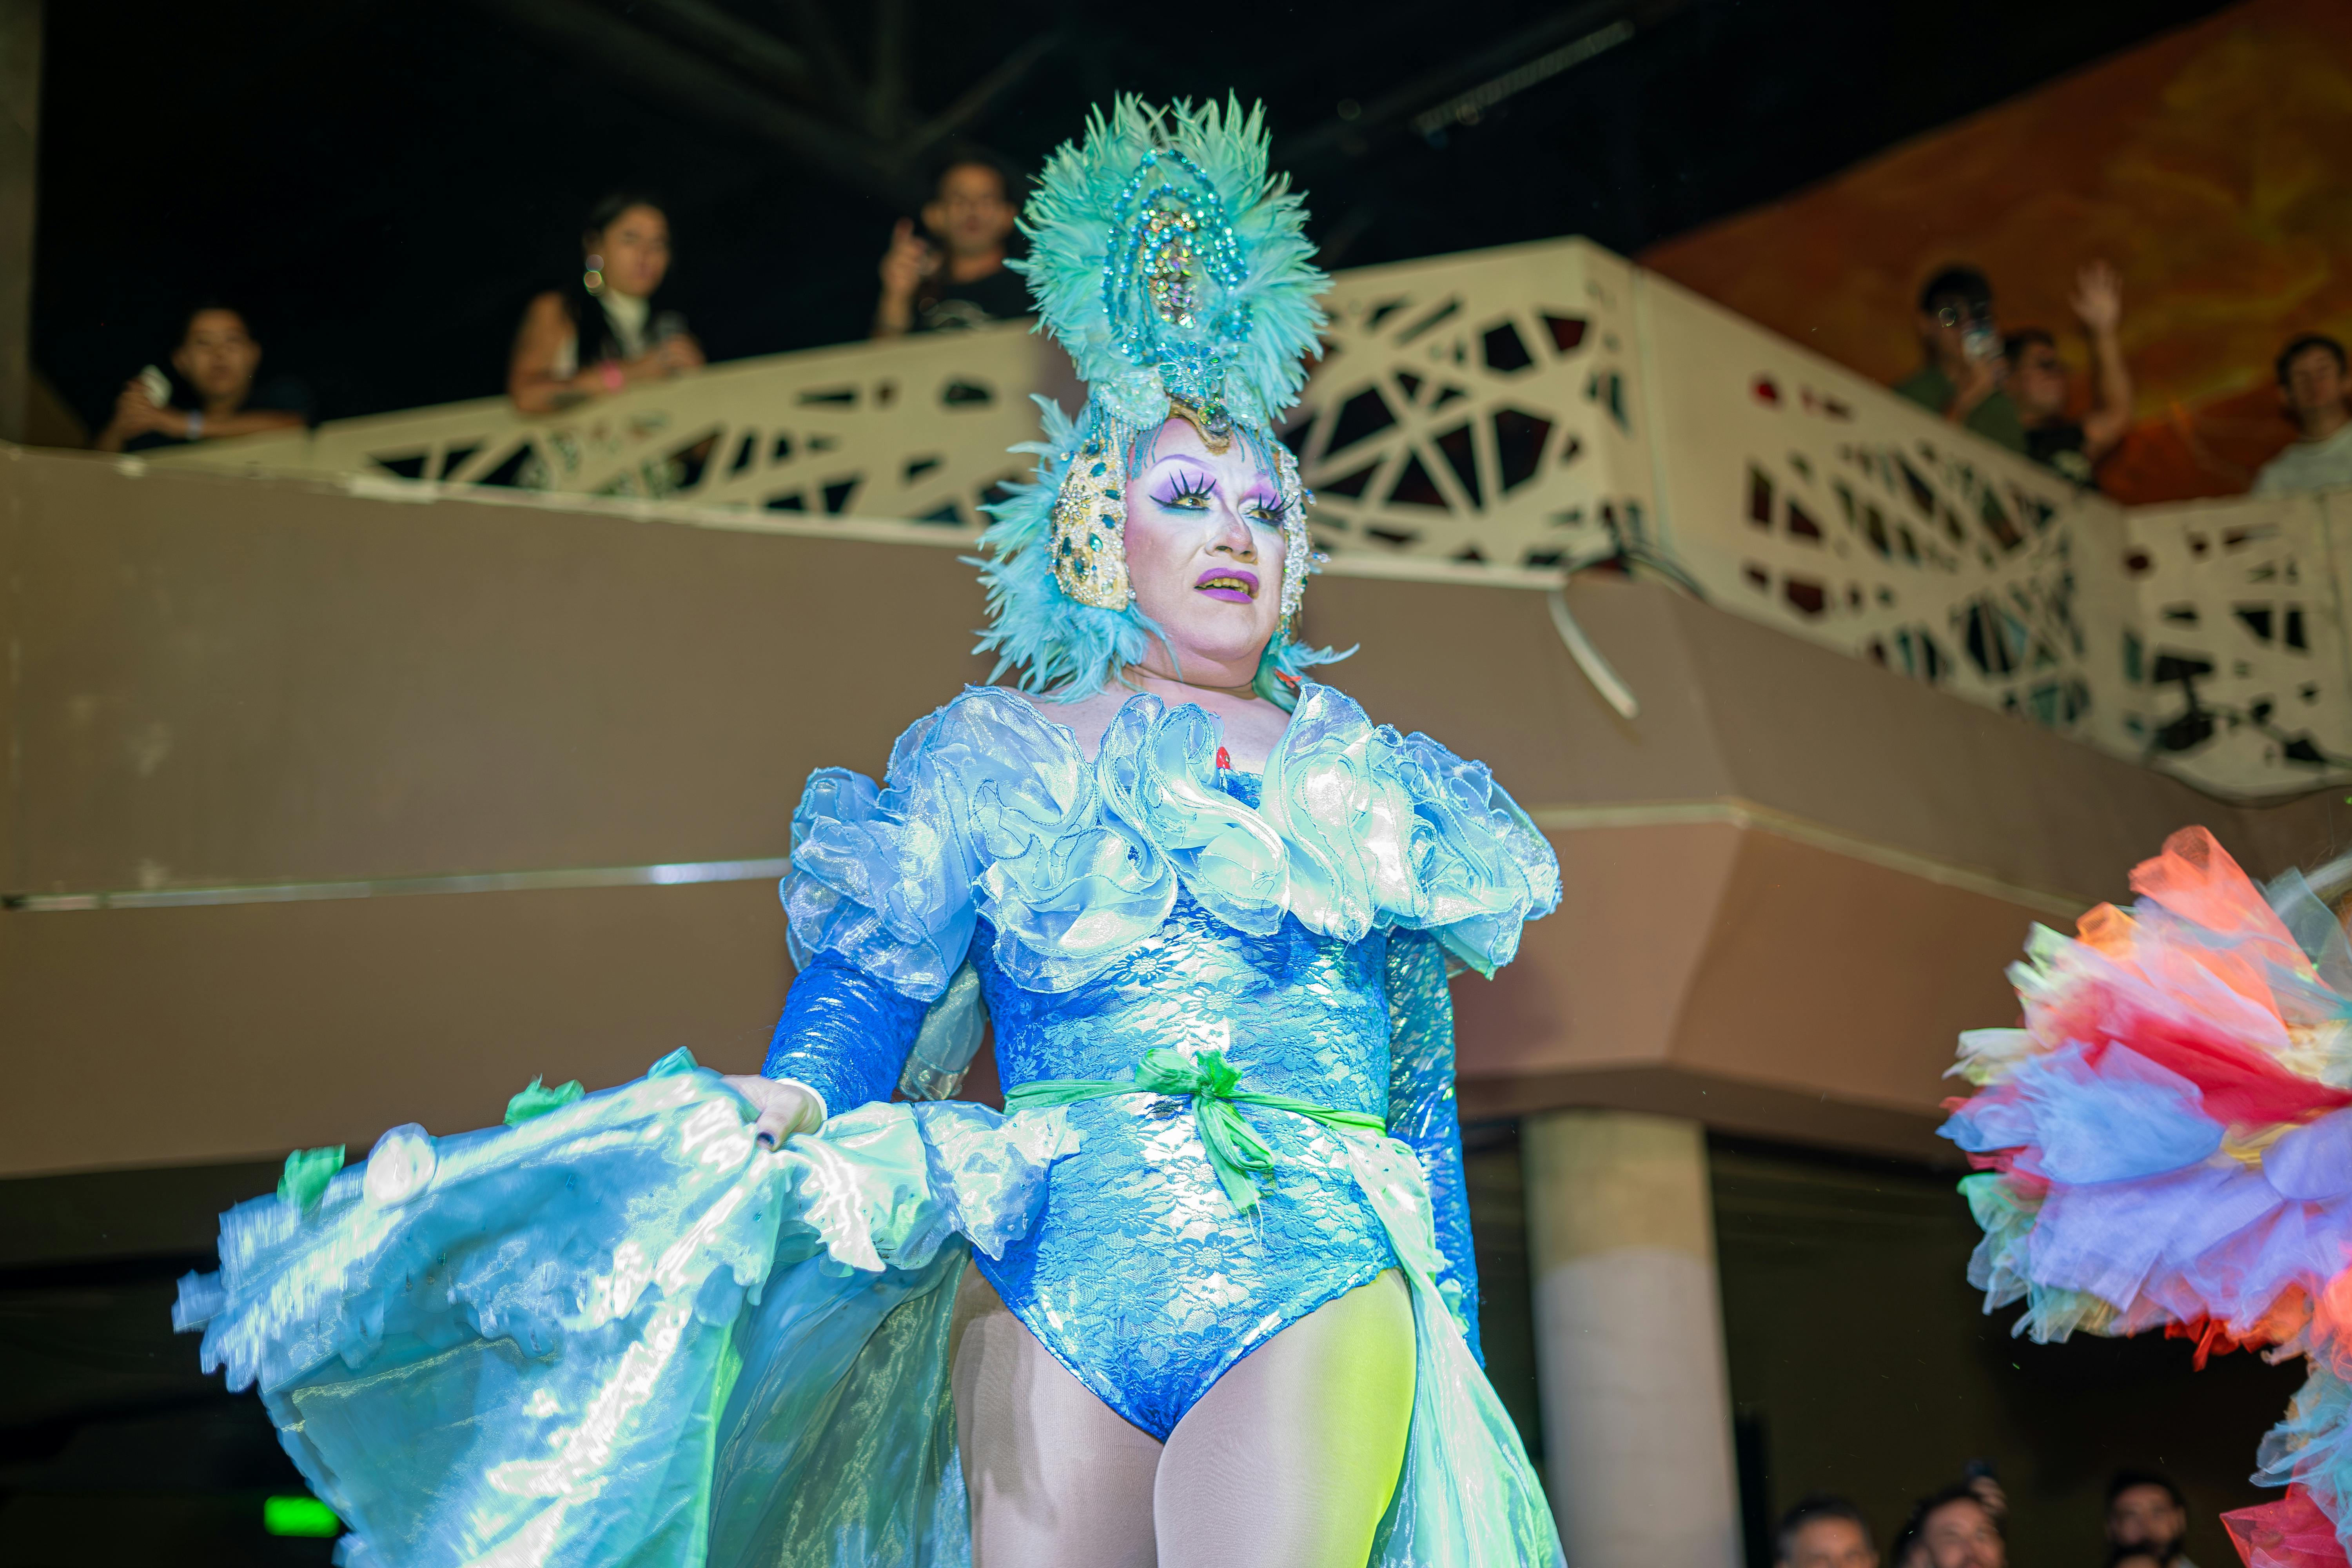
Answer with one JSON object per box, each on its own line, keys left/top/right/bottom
{"left": 3, "top": 445, "right": 2342, "bottom": 1177}
{"left": 1639, "top": 0, "right": 2352, "bottom": 505}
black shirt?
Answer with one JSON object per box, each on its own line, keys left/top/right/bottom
{"left": 125, "top": 374, "right": 317, "bottom": 452}
{"left": 2025, "top": 418, "right": 2098, "bottom": 489}
{"left": 914, "top": 264, "right": 1033, "bottom": 332}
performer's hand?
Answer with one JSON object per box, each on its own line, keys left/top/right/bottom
{"left": 721, "top": 1074, "right": 825, "bottom": 1149}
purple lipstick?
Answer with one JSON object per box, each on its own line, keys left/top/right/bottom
{"left": 1194, "top": 567, "right": 1259, "bottom": 602}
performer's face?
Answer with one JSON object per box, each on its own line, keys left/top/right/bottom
{"left": 1122, "top": 417, "right": 1288, "bottom": 676}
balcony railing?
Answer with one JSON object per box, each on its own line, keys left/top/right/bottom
{"left": 151, "top": 238, "right": 2352, "bottom": 800}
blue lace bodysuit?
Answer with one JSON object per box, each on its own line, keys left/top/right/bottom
{"left": 762, "top": 683, "right": 1559, "bottom": 1440}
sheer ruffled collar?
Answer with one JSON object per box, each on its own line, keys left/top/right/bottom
{"left": 784, "top": 682, "right": 1560, "bottom": 998}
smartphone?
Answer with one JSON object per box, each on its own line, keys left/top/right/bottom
{"left": 137, "top": 365, "right": 171, "bottom": 405}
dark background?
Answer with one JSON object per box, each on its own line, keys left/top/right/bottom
{"left": 36, "top": 0, "right": 2232, "bottom": 431}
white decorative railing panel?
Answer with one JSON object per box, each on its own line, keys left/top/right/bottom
{"left": 2121, "top": 494, "right": 2352, "bottom": 793}
{"left": 146, "top": 241, "right": 2352, "bottom": 799}
{"left": 1635, "top": 269, "right": 2138, "bottom": 765}
{"left": 1288, "top": 239, "right": 1656, "bottom": 575}
{"left": 158, "top": 324, "right": 1075, "bottom": 537}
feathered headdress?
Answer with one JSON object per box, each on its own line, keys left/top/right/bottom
{"left": 973, "top": 96, "right": 1343, "bottom": 705}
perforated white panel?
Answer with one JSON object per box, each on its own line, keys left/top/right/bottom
{"left": 2121, "top": 494, "right": 2352, "bottom": 792}
{"left": 151, "top": 240, "right": 2351, "bottom": 798}
{"left": 1636, "top": 269, "right": 2135, "bottom": 759}
{"left": 1288, "top": 241, "right": 1655, "bottom": 573}
{"left": 156, "top": 325, "right": 1069, "bottom": 538}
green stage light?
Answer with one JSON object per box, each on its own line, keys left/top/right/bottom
{"left": 263, "top": 1495, "right": 341, "bottom": 1537}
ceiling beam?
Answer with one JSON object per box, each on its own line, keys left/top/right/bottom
{"left": 1273, "top": 0, "right": 1688, "bottom": 172}
{"left": 895, "top": 29, "right": 1061, "bottom": 165}
{"left": 468, "top": 0, "right": 923, "bottom": 207}
{"left": 617, "top": 0, "right": 824, "bottom": 109}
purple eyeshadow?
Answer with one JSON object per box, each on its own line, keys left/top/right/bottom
{"left": 1149, "top": 464, "right": 1217, "bottom": 506}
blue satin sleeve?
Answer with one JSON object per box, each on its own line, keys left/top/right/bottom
{"left": 761, "top": 949, "right": 928, "bottom": 1115}
{"left": 1385, "top": 929, "right": 1483, "bottom": 1365}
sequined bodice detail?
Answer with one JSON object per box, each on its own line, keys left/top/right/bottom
{"left": 771, "top": 698, "right": 1561, "bottom": 1438}
{"left": 964, "top": 776, "right": 1399, "bottom": 1435}
{"left": 986, "top": 904, "right": 1386, "bottom": 1114}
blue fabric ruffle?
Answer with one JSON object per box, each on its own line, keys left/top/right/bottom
{"left": 783, "top": 684, "right": 1561, "bottom": 1001}
{"left": 173, "top": 1056, "right": 1073, "bottom": 1568}
{"left": 175, "top": 1054, "right": 1563, "bottom": 1566}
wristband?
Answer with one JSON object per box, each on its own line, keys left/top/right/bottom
{"left": 185, "top": 411, "right": 204, "bottom": 440}
{"left": 599, "top": 361, "right": 624, "bottom": 393}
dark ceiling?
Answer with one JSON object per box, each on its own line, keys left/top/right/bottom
{"left": 34, "top": 0, "right": 2231, "bottom": 430}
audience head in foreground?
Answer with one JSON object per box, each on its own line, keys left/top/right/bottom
{"left": 2106, "top": 1468, "right": 2189, "bottom": 1565}
{"left": 1903, "top": 1481, "right": 2005, "bottom": 1568}
{"left": 1777, "top": 1494, "right": 1878, "bottom": 1568}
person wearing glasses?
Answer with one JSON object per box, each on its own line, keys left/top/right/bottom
{"left": 871, "top": 154, "right": 1029, "bottom": 338}
{"left": 1893, "top": 265, "right": 2027, "bottom": 455}
{"left": 2003, "top": 261, "right": 2134, "bottom": 490}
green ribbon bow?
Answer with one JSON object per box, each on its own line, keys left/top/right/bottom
{"left": 1004, "top": 1044, "right": 1385, "bottom": 1213}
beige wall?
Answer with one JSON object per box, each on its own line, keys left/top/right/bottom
{"left": 2, "top": 446, "right": 2341, "bottom": 1175}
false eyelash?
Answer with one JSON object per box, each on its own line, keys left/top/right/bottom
{"left": 1152, "top": 470, "right": 1217, "bottom": 506}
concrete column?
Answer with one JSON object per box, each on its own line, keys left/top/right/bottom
{"left": 1524, "top": 1109, "right": 1741, "bottom": 1568}
{"left": 0, "top": 0, "right": 39, "bottom": 445}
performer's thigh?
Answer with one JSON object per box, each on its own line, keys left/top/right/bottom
{"left": 950, "top": 1264, "right": 1162, "bottom": 1568}
{"left": 1154, "top": 1267, "right": 1416, "bottom": 1568}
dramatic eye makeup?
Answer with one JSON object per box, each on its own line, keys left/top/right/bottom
{"left": 1145, "top": 461, "right": 1287, "bottom": 526}
{"left": 1149, "top": 464, "right": 1217, "bottom": 508}
{"left": 1239, "top": 486, "right": 1286, "bottom": 524}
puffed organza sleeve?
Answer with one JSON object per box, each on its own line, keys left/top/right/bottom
{"left": 1386, "top": 927, "right": 1484, "bottom": 1364}
{"left": 765, "top": 707, "right": 982, "bottom": 1112}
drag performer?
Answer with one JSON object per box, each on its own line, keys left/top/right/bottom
{"left": 175, "top": 98, "right": 1565, "bottom": 1567}
{"left": 1943, "top": 828, "right": 2352, "bottom": 1568}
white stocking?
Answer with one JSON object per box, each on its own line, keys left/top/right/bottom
{"left": 950, "top": 1265, "right": 1416, "bottom": 1568}
{"left": 1155, "top": 1267, "right": 1415, "bottom": 1568}
{"left": 951, "top": 1264, "right": 1161, "bottom": 1568}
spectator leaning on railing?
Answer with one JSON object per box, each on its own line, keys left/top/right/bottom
{"left": 1894, "top": 266, "right": 2027, "bottom": 456}
{"left": 871, "top": 153, "right": 1028, "bottom": 339}
{"left": 508, "top": 193, "right": 704, "bottom": 414}
{"left": 2251, "top": 333, "right": 2352, "bottom": 497}
{"left": 2005, "top": 261, "right": 2134, "bottom": 490}
{"left": 92, "top": 303, "right": 311, "bottom": 454}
